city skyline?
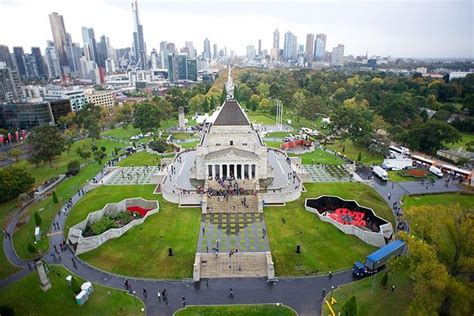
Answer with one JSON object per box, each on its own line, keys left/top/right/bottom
{"left": 0, "top": 0, "right": 472, "bottom": 58}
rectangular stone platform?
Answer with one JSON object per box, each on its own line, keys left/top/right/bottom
{"left": 198, "top": 252, "right": 268, "bottom": 278}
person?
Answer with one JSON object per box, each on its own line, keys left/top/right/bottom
{"left": 329, "top": 271, "right": 332, "bottom": 279}
{"left": 392, "top": 285, "right": 396, "bottom": 292}
{"left": 229, "top": 288, "right": 235, "bottom": 298}
{"left": 322, "top": 288, "right": 326, "bottom": 298}
{"left": 157, "top": 291, "right": 161, "bottom": 301}
{"left": 182, "top": 296, "right": 186, "bottom": 307}
{"left": 143, "top": 288, "right": 147, "bottom": 298}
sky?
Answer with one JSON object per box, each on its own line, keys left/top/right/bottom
{"left": 0, "top": 0, "right": 473, "bottom": 58}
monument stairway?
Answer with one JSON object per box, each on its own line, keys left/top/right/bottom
{"left": 206, "top": 195, "right": 259, "bottom": 213}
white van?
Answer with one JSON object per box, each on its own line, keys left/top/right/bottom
{"left": 372, "top": 166, "right": 388, "bottom": 181}
{"left": 429, "top": 165, "right": 443, "bottom": 177}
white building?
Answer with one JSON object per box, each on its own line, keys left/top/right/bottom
{"left": 331, "top": 44, "right": 345, "bottom": 66}
{"left": 45, "top": 87, "right": 88, "bottom": 112}
{"left": 246, "top": 45, "right": 256, "bottom": 60}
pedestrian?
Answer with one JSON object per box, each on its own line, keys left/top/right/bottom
{"left": 157, "top": 291, "right": 161, "bottom": 302}
{"left": 206, "top": 278, "right": 209, "bottom": 288}
{"left": 163, "top": 295, "right": 168, "bottom": 305}
{"left": 182, "top": 296, "right": 186, "bottom": 307}
{"left": 322, "top": 288, "right": 326, "bottom": 298}
{"left": 143, "top": 288, "right": 147, "bottom": 298}
{"left": 229, "top": 288, "right": 234, "bottom": 298}
{"left": 162, "top": 288, "right": 167, "bottom": 297}
{"left": 329, "top": 271, "right": 332, "bottom": 279}
{"left": 391, "top": 285, "right": 396, "bottom": 292}
{"left": 387, "top": 192, "right": 391, "bottom": 200}
{"left": 202, "top": 227, "right": 205, "bottom": 235}
{"left": 27, "top": 262, "right": 32, "bottom": 270}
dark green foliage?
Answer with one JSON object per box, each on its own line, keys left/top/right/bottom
{"left": 0, "top": 305, "right": 15, "bottom": 316}
{"left": 74, "top": 103, "right": 102, "bottom": 139}
{"left": 52, "top": 191, "right": 58, "bottom": 204}
{"left": 70, "top": 276, "right": 81, "bottom": 295}
{"left": 28, "top": 125, "right": 66, "bottom": 167}
{"left": 381, "top": 271, "right": 389, "bottom": 288}
{"left": 133, "top": 102, "right": 162, "bottom": 133}
{"left": 67, "top": 159, "right": 81, "bottom": 176}
{"left": 27, "top": 242, "right": 36, "bottom": 254}
{"left": 100, "top": 146, "right": 106, "bottom": 152}
{"left": 149, "top": 140, "right": 175, "bottom": 153}
{"left": 220, "top": 85, "right": 226, "bottom": 104}
{"left": 357, "top": 152, "right": 362, "bottom": 162}
{"left": 34, "top": 212, "right": 42, "bottom": 226}
{"left": 0, "top": 165, "right": 34, "bottom": 203}
{"left": 341, "top": 295, "right": 358, "bottom": 316}
{"left": 400, "top": 120, "right": 461, "bottom": 153}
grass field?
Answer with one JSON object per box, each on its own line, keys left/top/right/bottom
{"left": 68, "top": 185, "right": 201, "bottom": 279}
{"left": 180, "top": 141, "right": 199, "bottom": 149}
{"left": 321, "top": 270, "right": 414, "bottom": 316}
{"left": 290, "top": 148, "right": 344, "bottom": 165}
{"left": 0, "top": 265, "right": 143, "bottom": 315}
{"left": 118, "top": 152, "right": 161, "bottom": 167}
{"left": 403, "top": 192, "right": 474, "bottom": 211}
{"left": 264, "top": 141, "right": 282, "bottom": 148}
{"left": 247, "top": 112, "right": 276, "bottom": 125}
{"left": 171, "top": 132, "right": 195, "bottom": 140}
{"left": 176, "top": 304, "right": 296, "bottom": 316}
{"left": 326, "top": 140, "right": 383, "bottom": 165}
{"left": 265, "top": 183, "right": 393, "bottom": 276}
{"left": 265, "top": 131, "right": 289, "bottom": 138}
{"left": 101, "top": 125, "right": 141, "bottom": 141}
{"left": 446, "top": 132, "right": 474, "bottom": 151}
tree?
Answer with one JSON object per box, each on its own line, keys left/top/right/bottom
{"left": 67, "top": 159, "right": 81, "bottom": 176}
{"left": 249, "top": 95, "right": 260, "bottom": 112}
{"left": 239, "top": 84, "right": 252, "bottom": 103}
{"left": 28, "top": 125, "right": 66, "bottom": 167}
{"left": 233, "top": 85, "right": 240, "bottom": 101}
{"left": 257, "top": 82, "right": 270, "bottom": 98}
{"left": 34, "top": 212, "right": 42, "bottom": 226}
{"left": 340, "top": 296, "right": 358, "bottom": 316}
{"left": 220, "top": 85, "right": 226, "bottom": 104}
{"left": 357, "top": 152, "right": 362, "bottom": 161}
{"left": 70, "top": 276, "right": 81, "bottom": 294}
{"left": 8, "top": 148, "right": 22, "bottom": 162}
{"left": 259, "top": 98, "right": 270, "bottom": 111}
{"left": 74, "top": 103, "right": 102, "bottom": 139}
{"left": 0, "top": 165, "right": 35, "bottom": 203}
{"left": 27, "top": 242, "right": 37, "bottom": 254}
{"left": 133, "top": 102, "right": 162, "bottom": 133}
{"left": 401, "top": 120, "right": 461, "bottom": 153}
{"left": 52, "top": 191, "right": 58, "bottom": 204}
{"left": 189, "top": 94, "right": 206, "bottom": 113}
{"left": 115, "top": 103, "right": 133, "bottom": 125}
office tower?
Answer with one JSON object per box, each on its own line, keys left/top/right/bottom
{"left": 167, "top": 54, "right": 178, "bottom": 82}
{"left": 13, "top": 47, "right": 27, "bottom": 79}
{"left": 283, "top": 31, "right": 297, "bottom": 61}
{"left": 258, "top": 39, "right": 262, "bottom": 56}
{"left": 166, "top": 42, "right": 176, "bottom": 54}
{"left": 185, "top": 41, "right": 196, "bottom": 58}
{"left": 305, "top": 34, "right": 315, "bottom": 62}
{"left": 168, "top": 54, "right": 197, "bottom": 82}
{"left": 105, "top": 58, "right": 115, "bottom": 75}
{"left": 213, "top": 44, "right": 218, "bottom": 60}
{"left": 150, "top": 48, "right": 159, "bottom": 70}
{"left": 24, "top": 54, "right": 39, "bottom": 79}
{"left": 82, "top": 27, "right": 98, "bottom": 63}
{"left": 45, "top": 41, "right": 62, "bottom": 79}
{"left": 177, "top": 53, "right": 187, "bottom": 80}
{"left": 49, "top": 12, "right": 70, "bottom": 71}
{"left": 65, "top": 33, "right": 77, "bottom": 73}
{"left": 331, "top": 44, "right": 345, "bottom": 66}
{"left": 273, "top": 29, "right": 280, "bottom": 49}
{"left": 96, "top": 35, "right": 109, "bottom": 68}
{"left": 314, "top": 33, "right": 327, "bottom": 61}
{"left": 0, "top": 45, "right": 14, "bottom": 69}
{"left": 186, "top": 59, "right": 197, "bottom": 81}
{"left": 160, "top": 41, "right": 167, "bottom": 51}
{"left": 31, "top": 47, "right": 46, "bottom": 79}
{"left": 0, "top": 62, "right": 22, "bottom": 103}
{"left": 246, "top": 45, "right": 256, "bottom": 60}
{"left": 203, "top": 38, "right": 211, "bottom": 59}
{"left": 131, "top": 0, "right": 147, "bottom": 69}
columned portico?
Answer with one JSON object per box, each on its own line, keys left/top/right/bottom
{"left": 207, "top": 163, "right": 261, "bottom": 180}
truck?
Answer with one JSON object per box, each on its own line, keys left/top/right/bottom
{"left": 382, "top": 158, "right": 413, "bottom": 171}
{"left": 352, "top": 240, "right": 406, "bottom": 277}
{"left": 372, "top": 166, "right": 388, "bottom": 181}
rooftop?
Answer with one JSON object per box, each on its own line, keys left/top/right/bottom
{"left": 213, "top": 100, "right": 249, "bottom": 126}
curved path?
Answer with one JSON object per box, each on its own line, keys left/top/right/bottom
{"left": 2, "top": 166, "right": 465, "bottom": 315}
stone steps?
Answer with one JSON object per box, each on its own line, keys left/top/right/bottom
{"left": 206, "top": 195, "right": 259, "bottom": 213}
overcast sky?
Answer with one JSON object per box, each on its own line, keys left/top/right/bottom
{"left": 1, "top": 0, "right": 472, "bottom": 58}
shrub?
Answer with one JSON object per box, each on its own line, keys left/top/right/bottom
{"left": 0, "top": 165, "right": 34, "bottom": 203}
{"left": 0, "top": 305, "right": 15, "bottom": 316}
{"left": 149, "top": 140, "right": 168, "bottom": 153}
{"left": 34, "top": 212, "right": 42, "bottom": 226}
{"left": 380, "top": 271, "right": 388, "bottom": 289}
{"left": 90, "top": 217, "right": 115, "bottom": 235}
{"left": 67, "top": 159, "right": 81, "bottom": 176}
{"left": 341, "top": 295, "right": 358, "bottom": 316}
{"left": 71, "top": 276, "right": 81, "bottom": 295}
{"left": 27, "top": 242, "right": 36, "bottom": 254}
{"left": 52, "top": 191, "right": 58, "bottom": 204}
{"left": 357, "top": 152, "right": 362, "bottom": 162}
{"left": 100, "top": 146, "right": 106, "bottom": 152}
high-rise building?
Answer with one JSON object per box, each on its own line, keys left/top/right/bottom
{"left": 305, "top": 34, "right": 315, "bottom": 62}
{"left": 203, "top": 38, "right": 211, "bottom": 59}
{"left": 96, "top": 35, "right": 109, "bottom": 68}
{"left": 168, "top": 53, "right": 198, "bottom": 82}
{"left": 13, "top": 47, "right": 27, "bottom": 79}
{"left": 246, "top": 45, "right": 256, "bottom": 60}
{"left": 167, "top": 54, "right": 178, "bottom": 82}
{"left": 45, "top": 41, "right": 62, "bottom": 79}
{"left": 331, "top": 44, "right": 345, "bottom": 66}
{"left": 65, "top": 33, "right": 77, "bottom": 73}
{"left": 283, "top": 31, "right": 297, "bottom": 61}
{"left": 258, "top": 39, "right": 262, "bottom": 56}
{"left": 186, "top": 59, "right": 197, "bottom": 81}
{"left": 131, "top": 0, "right": 147, "bottom": 69}
{"left": 49, "top": 12, "right": 70, "bottom": 71}
{"left": 177, "top": 53, "right": 188, "bottom": 80}
{"left": 213, "top": 44, "right": 218, "bottom": 60}
{"left": 24, "top": 54, "right": 39, "bottom": 79}
{"left": 314, "top": 33, "right": 327, "bottom": 61}
{"left": 150, "top": 49, "right": 159, "bottom": 70}
{"left": 82, "top": 27, "right": 98, "bottom": 63}
{"left": 31, "top": 47, "right": 46, "bottom": 79}
{"left": 0, "top": 62, "right": 22, "bottom": 103}
{"left": 166, "top": 42, "right": 176, "bottom": 54}
{"left": 273, "top": 29, "right": 280, "bottom": 49}
{"left": 0, "top": 45, "right": 14, "bottom": 69}
{"left": 185, "top": 41, "right": 196, "bottom": 59}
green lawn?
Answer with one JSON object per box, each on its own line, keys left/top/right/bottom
{"left": 326, "top": 140, "right": 383, "bottom": 165}
{"left": 387, "top": 170, "right": 435, "bottom": 182}
{"left": 68, "top": 185, "right": 201, "bottom": 279}
{"left": 264, "top": 141, "right": 282, "bottom": 148}
{"left": 446, "top": 132, "right": 474, "bottom": 151}
{"left": 403, "top": 192, "right": 474, "bottom": 211}
{"left": 101, "top": 125, "right": 141, "bottom": 141}
{"left": 321, "top": 270, "right": 414, "bottom": 316}
{"left": 0, "top": 199, "right": 21, "bottom": 279}
{"left": 265, "top": 131, "right": 289, "bottom": 139}
{"left": 0, "top": 265, "right": 143, "bottom": 315}
{"left": 289, "top": 148, "right": 345, "bottom": 165}
{"left": 247, "top": 112, "right": 276, "bottom": 125}
{"left": 171, "top": 132, "right": 195, "bottom": 140}
{"left": 176, "top": 304, "right": 296, "bottom": 316}
{"left": 265, "top": 182, "right": 393, "bottom": 276}
{"left": 118, "top": 152, "right": 161, "bottom": 167}
{"left": 180, "top": 141, "right": 199, "bottom": 149}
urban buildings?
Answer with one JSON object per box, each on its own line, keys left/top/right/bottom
{"left": 283, "top": 31, "right": 297, "bottom": 61}
{"left": 13, "top": 47, "right": 27, "bottom": 79}
{"left": 0, "top": 45, "right": 14, "bottom": 69}
{"left": 82, "top": 27, "right": 99, "bottom": 64}
{"left": 246, "top": 45, "right": 256, "bottom": 60}
{"left": 305, "top": 33, "right": 315, "bottom": 62}
{"left": 85, "top": 90, "right": 115, "bottom": 108}
{"left": 31, "top": 47, "right": 46, "bottom": 79}
{"left": 203, "top": 38, "right": 211, "bottom": 60}
{"left": 0, "top": 101, "right": 54, "bottom": 129}
{"left": 167, "top": 53, "right": 198, "bottom": 82}
{"left": 0, "top": 62, "right": 22, "bottom": 103}
{"left": 314, "top": 33, "right": 327, "bottom": 61}
{"left": 49, "top": 12, "right": 70, "bottom": 72}
{"left": 131, "top": 0, "right": 147, "bottom": 69}
{"left": 331, "top": 44, "right": 345, "bottom": 66}
{"left": 45, "top": 87, "right": 87, "bottom": 112}
{"left": 44, "top": 41, "right": 62, "bottom": 79}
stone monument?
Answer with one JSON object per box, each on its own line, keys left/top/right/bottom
{"left": 178, "top": 106, "right": 185, "bottom": 129}
{"left": 36, "top": 261, "right": 51, "bottom": 291}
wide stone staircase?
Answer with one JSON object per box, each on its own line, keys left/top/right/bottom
{"left": 206, "top": 195, "right": 259, "bottom": 213}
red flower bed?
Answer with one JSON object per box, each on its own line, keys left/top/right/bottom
{"left": 406, "top": 169, "right": 429, "bottom": 177}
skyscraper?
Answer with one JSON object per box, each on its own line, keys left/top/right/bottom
{"left": 31, "top": 47, "right": 46, "bottom": 79}
{"left": 283, "top": 31, "right": 297, "bottom": 61}
{"left": 24, "top": 54, "right": 39, "bottom": 79}
{"left": 13, "top": 47, "right": 27, "bottom": 79}
{"left": 213, "top": 44, "right": 218, "bottom": 60}
{"left": 131, "top": 0, "right": 147, "bottom": 69}
{"left": 203, "top": 38, "right": 211, "bottom": 60}
{"left": 258, "top": 39, "right": 262, "bottom": 56}
{"left": 45, "top": 41, "right": 61, "bottom": 79}
{"left": 273, "top": 29, "right": 280, "bottom": 49}
{"left": 0, "top": 45, "right": 14, "bottom": 69}
{"left": 246, "top": 45, "right": 256, "bottom": 60}
{"left": 314, "top": 33, "right": 327, "bottom": 61}
{"left": 185, "top": 41, "right": 196, "bottom": 59}
{"left": 150, "top": 48, "right": 159, "bottom": 70}
{"left": 82, "top": 27, "right": 98, "bottom": 63}
{"left": 49, "top": 12, "right": 70, "bottom": 71}
{"left": 96, "top": 35, "right": 109, "bottom": 68}
{"left": 305, "top": 34, "right": 315, "bottom": 62}
{"left": 331, "top": 44, "right": 345, "bottom": 66}
{"left": 0, "top": 62, "right": 22, "bottom": 103}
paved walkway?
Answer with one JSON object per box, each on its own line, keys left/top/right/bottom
{"left": 303, "top": 165, "right": 351, "bottom": 182}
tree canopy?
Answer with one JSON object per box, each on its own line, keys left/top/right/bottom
{"left": 28, "top": 125, "right": 66, "bottom": 166}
